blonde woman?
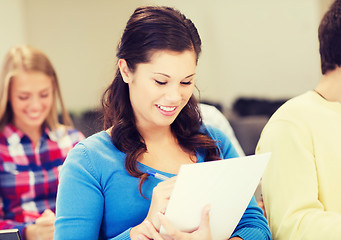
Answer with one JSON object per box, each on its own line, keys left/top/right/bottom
{"left": 0, "top": 45, "right": 84, "bottom": 240}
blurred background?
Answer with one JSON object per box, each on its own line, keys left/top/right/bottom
{"left": 0, "top": 0, "right": 335, "bottom": 154}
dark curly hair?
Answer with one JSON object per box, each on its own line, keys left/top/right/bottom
{"left": 102, "top": 6, "right": 221, "bottom": 195}
{"left": 319, "top": 0, "right": 341, "bottom": 74}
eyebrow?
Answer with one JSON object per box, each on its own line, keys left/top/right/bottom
{"left": 153, "top": 72, "right": 196, "bottom": 80}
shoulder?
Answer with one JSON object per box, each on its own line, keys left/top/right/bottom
{"left": 71, "top": 131, "right": 121, "bottom": 157}
{"left": 261, "top": 92, "right": 316, "bottom": 134}
{"left": 201, "top": 124, "right": 239, "bottom": 159}
{"left": 60, "top": 131, "right": 126, "bottom": 184}
{"left": 201, "top": 124, "right": 228, "bottom": 141}
{"left": 200, "top": 103, "right": 228, "bottom": 126}
{"left": 199, "top": 103, "right": 221, "bottom": 117}
{"left": 48, "top": 125, "right": 85, "bottom": 143}
{"left": 64, "top": 131, "right": 125, "bottom": 173}
{"left": 269, "top": 91, "right": 316, "bottom": 122}
{"left": 257, "top": 92, "right": 317, "bottom": 150}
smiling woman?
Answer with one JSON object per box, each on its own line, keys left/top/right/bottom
{"left": 119, "top": 50, "right": 196, "bottom": 129}
{"left": 0, "top": 45, "right": 84, "bottom": 240}
{"left": 54, "top": 6, "right": 271, "bottom": 240}
{"left": 9, "top": 71, "right": 54, "bottom": 146}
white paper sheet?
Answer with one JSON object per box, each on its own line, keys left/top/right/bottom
{"left": 162, "top": 153, "right": 271, "bottom": 240}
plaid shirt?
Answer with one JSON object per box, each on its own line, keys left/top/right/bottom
{"left": 0, "top": 123, "right": 84, "bottom": 237}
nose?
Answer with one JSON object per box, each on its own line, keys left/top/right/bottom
{"left": 165, "top": 85, "right": 182, "bottom": 103}
{"left": 28, "top": 96, "right": 43, "bottom": 111}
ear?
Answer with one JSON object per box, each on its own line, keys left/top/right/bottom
{"left": 118, "top": 59, "right": 132, "bottom": 83}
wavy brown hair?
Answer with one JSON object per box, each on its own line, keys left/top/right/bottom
{"left": 102, "top": 6, "right": 221, "bottom": 195}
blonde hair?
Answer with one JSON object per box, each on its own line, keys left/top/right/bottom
{"left": 0, "top": 45, "right": 73, "bottom": 131}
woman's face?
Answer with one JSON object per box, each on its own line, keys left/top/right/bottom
{"left": 121, "top": 50, "right": 197, "bottom": 130}
{"left": 9, "top": 71, "right": 54, "bottom": 133}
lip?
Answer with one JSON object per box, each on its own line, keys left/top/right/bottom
{"left": 156, "top": 104, "right": 178, "bottom": 116}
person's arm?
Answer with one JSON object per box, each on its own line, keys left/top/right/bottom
{"left": 25, "top": 210, "right": 55, "bottom": 240}
{"left": 54, "top": 144, "right": 105, "bottom": 239}
{"left": 55, "top": 142, "right": 144, "bottom": 240}
{"left": 0, "top": 200, "right": 27, "bottom": 238}
{"left": 67, "top": 128, "right": 85, "bottom": 145}
{"left": 0, "top": 202, "right": 55, "bottom": 240}
{"left": 229, "top": 196, "right": 270, "bottom": 240}
{"left": 257, "top": 120, "right": 341, "bottom": 239}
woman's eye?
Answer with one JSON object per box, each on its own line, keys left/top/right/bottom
{"left": 18, "top": 96, "right": 29, "bottom": 101}
{"left": 40, "top": 93, "right": 50, "bottom": 98}
{"left": 155, "top": 80, "right": 167, "bottom": 85}
{"left": 181, "top": 81, "right": 192, "bottom": 85}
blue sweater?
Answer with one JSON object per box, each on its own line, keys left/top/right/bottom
{"left": 54, "top": 126, "right": 270, "bottom": 240}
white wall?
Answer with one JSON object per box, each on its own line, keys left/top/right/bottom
{"left": 0, "top": 0, "right": 332, "bottom": 113}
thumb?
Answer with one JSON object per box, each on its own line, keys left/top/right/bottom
{"left": 198, "top": 205, "right": 211, "bottom": 229}
{"left": 41, "top": 209, "right": 55, "bottom": 217}
{"left": 36, "top": 210, "right": 55, "bottom": 224}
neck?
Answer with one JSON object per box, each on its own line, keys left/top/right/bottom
{"left": 138, "top": 125, "right": 173, "bottom": 143}
{"left": 315, "top": 68, "right": 341, "bottom": 103}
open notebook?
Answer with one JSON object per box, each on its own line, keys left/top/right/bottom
{"left": 0, "top": 229, "right": 22, "bottom": 240}
{"left": 161, "top": 153, "right": 271, "bottom": 240}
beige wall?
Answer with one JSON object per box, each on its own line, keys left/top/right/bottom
{"left": 319, "top": 0, "right": 335, "bottom": 19}
{"left": 0, "top": 0, "right": 26, "bottom": 62}
{"left": 24, "top": 0, "right": 142, "bottom": 112}
{"left": 0, "top": 0, "right": 326, "bottom": 113}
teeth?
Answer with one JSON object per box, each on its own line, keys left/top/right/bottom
{"left": 157, "top": 105, "right": 176, "bottom": 112}
{"left": 27, "top": 113, "right": 41, "bottom": 118}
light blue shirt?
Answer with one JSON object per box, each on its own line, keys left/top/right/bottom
{"left": 54, "top": 126, "right": 270, "bottom": 239}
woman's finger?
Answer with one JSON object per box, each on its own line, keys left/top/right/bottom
{"left": 146, "top": 177, "right": 177, "bottom": 230}
{"left": 136, "top": 234, "right": 150, "bottom": 240}
{"left": 198, "top": 205, "right": 211, "bottom": 229}
{"left": 158, "top": 212, "right": 188, "bottom": 240}
{"left": 143, "top": 220, "right": 165, "bottom": 240}
{"left": 153, "top": 177, "right": 177, "bottom": 198}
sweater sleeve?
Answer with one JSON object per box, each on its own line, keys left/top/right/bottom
{"left": 54, "top": 143, "right": 104, "bottom": 239}
{"left": 230, "top": 196, "right": 271, "bottom": 240}
{"left": 108, "top": 228, "right": 132, "bottom": 240}
{"left": 256, "top": 119, "right": 341, "bottom": 239}
{"left": 54, "top": 143, "right": 134, "bottom": 240}
{"left": 55, "top": 142, "right": 139, "bottom": 240}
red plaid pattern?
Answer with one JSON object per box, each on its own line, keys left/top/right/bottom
{"left": 0, "top": 124, "right": 84, "bottom": 237}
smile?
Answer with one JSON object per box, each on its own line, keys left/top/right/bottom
{"left": 26, "top": 113, "right": 42, "bottom": 120}
{"left": 156, "top": 104, "right": 177, "bottom": 112}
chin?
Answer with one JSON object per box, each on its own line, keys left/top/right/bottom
{"left": 25, "top": 119, "right": 45, "bottom": 128}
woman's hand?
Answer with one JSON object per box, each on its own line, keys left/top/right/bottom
{"left": 145, "top": 177, "right": 177, "bottom": 230}
{"left": 143, "top": 205, "right": 212, "bottom": 240}
{"left": 26, "top": 209, "right": 56, "bottom": 240}
{"left": 130, "top": 177, "right": 177, "bottom": 240}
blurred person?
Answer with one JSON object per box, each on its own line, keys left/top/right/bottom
{"left": 0, "top": 45, "right": 84, "bottom": 240}
{"left": 199, "top": 103, "right": 245, "bottom": 157}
